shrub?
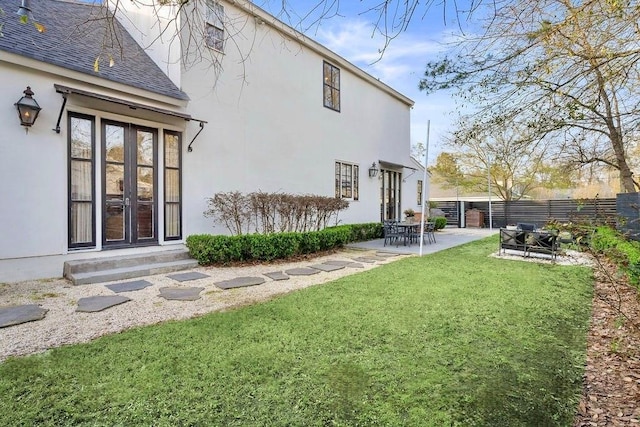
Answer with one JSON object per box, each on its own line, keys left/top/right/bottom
{"left": 346, "top": 222, "right": 383, "bottom": 241}
{"left": 432, "top": 216, "right": 447, "bottom": 230}
{"left": 185, "top": 234, "right": 243, "bottom": 265}
{"left": 204, "top": 191, "right": 350, "bottom": 235}
{"left": 590, "top": 225, "right": 640, "bottom": 286}
{"left": 187, "top": 223, "right": 378, "bottom": 265}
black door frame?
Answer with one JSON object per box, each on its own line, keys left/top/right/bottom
{"left": 101, "top": 120, "right": 158, "bottom": 248}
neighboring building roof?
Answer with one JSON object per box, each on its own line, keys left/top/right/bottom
{"left": 0, "top": 0, "right": 188, "bottom": 101}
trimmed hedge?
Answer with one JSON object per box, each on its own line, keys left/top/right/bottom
{"left": 186, "top": 223, "right": 383, "bottom": 265}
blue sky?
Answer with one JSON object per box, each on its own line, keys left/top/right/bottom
{"left": 258, "top": 0, "right": 474, "bottom": 165}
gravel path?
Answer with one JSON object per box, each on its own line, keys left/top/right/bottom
{"left": 0, "top": 249, "right": 403, "bottom": 362}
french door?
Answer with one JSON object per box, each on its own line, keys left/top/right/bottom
{"left": 380, "top": 169, "right": 402, "bottom": 221}
{"left": 102, "top": 121, "right": 158, "bottom": 247}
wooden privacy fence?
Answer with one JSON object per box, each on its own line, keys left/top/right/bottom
{"left": 456, "top": 198, "right": 617, "bottom": 228}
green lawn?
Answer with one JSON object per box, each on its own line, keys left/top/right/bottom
{"left": 0, "top": 237, "right": 593, "bottom": 426}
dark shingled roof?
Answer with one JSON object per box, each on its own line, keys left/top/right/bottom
{"left": 0, "top": 0, "right": 188, "bottom": 101}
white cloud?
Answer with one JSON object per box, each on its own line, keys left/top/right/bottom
{"left": 315, "top": 19, "right": 449, "bottom": 85}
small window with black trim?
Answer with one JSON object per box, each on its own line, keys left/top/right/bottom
{"left": 335, "top": 161, "right": 358, "bottom": 200}
{"left": 323, "top": 61, "right": 340, "bottom": 111}
{"left": 205, "top": 0, "right": 225, "bottom": 52}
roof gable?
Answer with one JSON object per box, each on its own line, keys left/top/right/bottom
{"left": 0, "top": 0, "right": 188, "bottom": 101}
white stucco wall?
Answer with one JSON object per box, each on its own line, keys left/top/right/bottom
{"left": 108, "top": 0, "right": 183, "bottom": 88}
{"left": 0, "top": 59, "right": 187, "bottom": 260}
{"left": 0, "top": 0, "right": 414, "bottom": 264}
{"left": 180, "top": 0, "right": 414, "bottom": 235}
{"left": 0, "top": 65, "right": 68, "bottom": 259}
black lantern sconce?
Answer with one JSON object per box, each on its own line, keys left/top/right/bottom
{"left": 368, "top": 162, "right": 379, "bottom": 178}
{"left": 15, "top": 86, "right": 42, "bottom": 130}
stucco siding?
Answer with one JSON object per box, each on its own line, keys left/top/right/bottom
{"left": 180, "top": 0, "right": 412, "bottom": 233}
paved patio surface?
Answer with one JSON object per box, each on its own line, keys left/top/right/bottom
{"left": 346, "top": 226, "right": 498, "bottom": 255}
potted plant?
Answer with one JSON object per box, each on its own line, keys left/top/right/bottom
{"left": 403, "top": 208, "right": 415, "bottom": 222}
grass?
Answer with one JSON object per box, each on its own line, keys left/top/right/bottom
{"left": 0, "top": 237, "right": 593, "bottom": 426}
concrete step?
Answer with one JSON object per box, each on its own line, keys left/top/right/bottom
{"left": 64, "top": 250, "right": 199, "bottom": 285}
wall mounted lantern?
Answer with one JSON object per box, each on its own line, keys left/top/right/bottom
{"left": 368, "top": 162, "right": 379, "bottom": 178}
{"left": 15, "top": 86, "right": 42, "bottom": 129}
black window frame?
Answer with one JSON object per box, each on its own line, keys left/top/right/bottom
{"left": 335, "top": 161, "right": 359, "bottom": 201}
{"left": 164, "top": 130, "right": 183, "bottom": 241}
{"left": 323, "top": 61, "right": 341, "bottom": 112}
{"left": 67, "top": 112, "right": 96, "bottom": 249}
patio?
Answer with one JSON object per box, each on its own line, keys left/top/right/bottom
{"left": 347, "top": 226, "right": 499, "bottom": 255}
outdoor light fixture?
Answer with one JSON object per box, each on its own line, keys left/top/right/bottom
{"left": 15, "top": 86, "right": 42, "bottom": 129}
{"left": 368, "top": 162, "right": 379, "bottom": 178}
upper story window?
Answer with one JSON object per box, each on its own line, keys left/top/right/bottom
{"left": 205, "top": 0, "right": 225, "bottom": 52}
{"left": 335, "top": 161, "right": 358, "bottom": 200}
{"left": 323, "top": 61, "right": 340, "bottom": 111}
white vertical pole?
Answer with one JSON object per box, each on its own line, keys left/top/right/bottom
{"left": 487, "top": 157, "right": 493, "bottom": 229}
{"left": 419, "top": 120, "right": 430, "bottom": 256}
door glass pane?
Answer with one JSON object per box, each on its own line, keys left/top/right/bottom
{"left": 71, "top": 160, "right": 92, "bottom": 200}
{"left": 165, "top": 169, "right": 180, "bottom": 203}
{"left": 105, "top": 205, "right": 125, "bottom": 241}
{"left": 137, "top": 130, "right": 154, "bottom": 166}
{"left": 137, "top": 204, "right": 154, "bottom": 239}
{"left": 165, "top": 204, "right": 180, "bottom": 238}
{"left": 165, "top": 134, "right": 180, "bottom": 168}
{"left": 105, "top": 125, "right": 125, "bottom": 162}
{"left": 71, "top": 202, "right": 92, "bottom": 244}
{"left": 138, "top": 166, "right": 154, "bottom": 201}
{"left": 70, "top": 117, "right": 92, "bottom": 159}
{"left": 105, "top": 164, "right": 124, "bottom": 201}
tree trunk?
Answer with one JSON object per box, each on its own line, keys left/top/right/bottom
{"left": 610, "top": 131, "right": 636, "bottom": 193}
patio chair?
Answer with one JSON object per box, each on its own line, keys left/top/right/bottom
{"left": 383, "top": 221, "right": 402, "bottom": 247}
{"left": 517, "top": 222, "right": 536, "bottom": 232}
{"left": 425, "top": 221, "right": 436, "bottom": 244}
{"left": 408, "top": 221, "right": 436, "bottom": 245}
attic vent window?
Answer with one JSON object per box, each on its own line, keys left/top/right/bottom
{"left": 205, "top": 0, "right": 225, "bottom": 52}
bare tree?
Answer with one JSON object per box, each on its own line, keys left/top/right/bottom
{"left": 432, "top": 118, "right": 573, "bottom": 200}
{"left": 420, "top": 0, "right": 640, "bottom": 193}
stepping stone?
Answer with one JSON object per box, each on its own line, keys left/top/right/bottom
{"left": 159, "top": 287, "right": 204, "bottom": 301}
{"left": 343, "top": 262, "right": 364, "bottom": 268}
{"left": 309, "top": 264, "right": 345, "bottom": 272}
{"left": 106, "top": 280, "right": 152, "bottom": 293}
{"left": 376, "top": 252, "right": 400, "bottom": 258}
{"left": 0, "top": 304, "right": 48, "bottom": 328}
{"left": 285, "top": 267, "right": 321, "bottom": 276}
{"left": 166, "top": 272, "right": 210, "bottom": 282}
{"left": 352, "top": 257, "right": 379, "bottom": 263}
{"left": 323, "top": 260, "right": 364, "bottom": 268}
{"left": 323, "top": 260, "right": 352, "bottom": 266}
{"left": 362, "top": 255, "right": 388, "bottom": 261}
{"left": 76, "top": 295, "right": 131, "bottom": 313}
{"left": 264, "top": 271, "right": 289, "bottom": 281}
{"left": 215, "top": 277, "right": 265, "bottom": 290}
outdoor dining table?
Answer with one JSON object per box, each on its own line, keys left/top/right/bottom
{"left": 395, "top": 222, "right": 423, "bottom": 246}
